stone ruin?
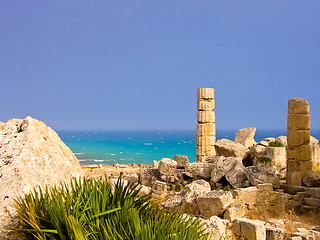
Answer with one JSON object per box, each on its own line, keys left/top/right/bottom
{"left": 134, "top": 91, "right": 320, "bottom": 240}
{"left": 196, "top": 88, "right": 216, "bottom": 162}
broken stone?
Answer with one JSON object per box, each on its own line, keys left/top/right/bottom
{"left": 185, "top": 179, "right": 211, "bottom": 192}
{"left": 173, "top": 155, "right": 189, "bottom": 168}
{"left": 223, "top": 203, "right": 246, "bottom": 221}
{"left": 232, "top": 218, "right": 266, "bottom": 240}
{"left": 196, "top": 190, "right": 234, "bottom": 217}
{"left": 235, "top": 127, "right": 256, "bottom": 149}
{"left": 246, "top": 165, "right": 280, "bottom": 188}
{"left": 158, "top": 158, "right": 177, "bottom": 176}
{"left": 208, "top": 156, "right": 238, "bottom": 183}
{"left": 225, "top": 159, "right": 248, "bottom": 188}
{"left": 302, "top": 170, "right": 320, "bottom": 187}
{"left": 266, "top": 226, "right": 285, "bottom": 240}
{"left": 214, "top": 139, "right": 247, "bottom": 159}
{"left": 185, "top": 162, "right": 216, "bottom": 180}
{"left": 201, "top": 216, "right": 226, "bottom": 240}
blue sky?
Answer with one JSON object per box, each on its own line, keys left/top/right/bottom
{"left": 0, "top": 1, "right": 319, "bottom": 131}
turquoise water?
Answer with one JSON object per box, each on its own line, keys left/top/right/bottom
{"left": 59, "top": 130, "right": 320, "bottom": 165}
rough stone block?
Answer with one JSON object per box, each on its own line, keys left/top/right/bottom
{"left": 288, "top": 98, "right": 310, "bottom": 114}
{"left": 197, "top": 190, "right": 234, "bottom": 217}
{"left": 223, "top": 203, "right": 246, "bottom": 221}
{"left": 185, "top": 179, "right": 211, "bottom": 192}
{"left": 198, "top": 88, "right": 214, "bottom": 100}
{"left": 232, "top": 218, "right": 266, "bottom": 240}
{"left": 173, "top": 155, "right": 189, "bottom": 168}
{"left": 158, "top": 158, "right": 177, "bottom": 176}
{"left": 196, "top": 123, "right": 215, "bottom": 136}
{"left": 235, "top": 127, "right": 256, "bottom": 148}
{"left": 185, "top": 162, "right": 216, "bottom": 179}
{"left": 306, "top": 188, "right": 320, "bottom": 199}
{"left": 266, "top": 227, "right": 285, "bottom": 240}
{"left": 288, "top": 114, "right": 310, "bottom": 131}
{"left": 197, "top": 111, "right": 215, "bottom": 123}
{"left": 287, "top": 130, "right": 310, "bottom": 147}
{"left": 214, "top": 139, "right": 247, "bottom": 159}
{"left": 196, "top": 136, "right": 215, "bottom": 146}
{"left": 287, "top": 145, "right": 312, "bottom": 162}
{"left": 198, "top": 100, "right": 215, "bottom": 111}
{"left": 265, "top": 147, "right": 286, "bottom": 168}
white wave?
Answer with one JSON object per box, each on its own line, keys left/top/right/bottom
{"left": 144, "top": 143, "right": 152, "bottom": 145}
{"left": 110, "top": 154, "right": 116, "bottom": 156}
{"left": 74, "top": 153, "right": 84, "bottom": 155}
{"left": 94, "top": 159, "right": 104, "bottom": 162}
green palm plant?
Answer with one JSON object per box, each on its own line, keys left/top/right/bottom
{"left": 16, "top": 176, "right": 208, "bottom": 240}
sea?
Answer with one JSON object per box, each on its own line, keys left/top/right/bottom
{"left": 58, "top": 130, "right": 320, "bottom": 166}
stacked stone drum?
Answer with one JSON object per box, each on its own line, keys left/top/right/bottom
{"left": 196, "top": 88, "right": 216, "bottom": 162}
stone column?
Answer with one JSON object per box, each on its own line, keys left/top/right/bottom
{"left": 287, "top": 98, "right": 312, "bottom": 186}
{"left": 196, "top": 88, "right": 216, "bottom": 162}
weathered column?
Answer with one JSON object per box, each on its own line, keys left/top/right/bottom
{"left": 287, "top": 98, "right": 312, "bottom": 186}
{"left": 196, "top": 88, "right": 216, "bottom": 162}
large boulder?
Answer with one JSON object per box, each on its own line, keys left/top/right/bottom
{"left": 138, "top": 168, "right": 160, "bottom": 186}
{"left": 158, "top": 158, "right": 177, "bottom": 176}
{"left": 201, "top": 216, "right": 226, "bottom": 240}
{"left": 235, "top": 127, "right": 256, "bottom": 149}
{"left": 232, "top": 218, "right": 266, "bottom": 240}
{"left": 208, "top": 156, "right": 237, "bottom": 183}
{"left": 185, "top": 162, "right": 216, "bottom": 180}
{"left": 196, "top": 190, "right": 234, "bottom": 217}
{"left": 173, "top": 155, "right": 189, "bottom": 168}
{"left": 225, "top": 160, "right": 248, "bottom": 188}
{"left": 214, "top": 139, "right": 247, "bottom": 159}
{"left": 0, "top": 117, "right": 82, "bottom": 239}
{"left": 246, "top": 165, "right": 280, "bottom": 188}
{"left": 185, "top": 179, "right": 211, "bottom": 192}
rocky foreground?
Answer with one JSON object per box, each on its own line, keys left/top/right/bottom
{"left": 0, "top": 117, "right": 319, "bottom": 240}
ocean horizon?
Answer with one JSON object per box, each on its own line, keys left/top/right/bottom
{"left": 58, "top": 129, "right": 320, "bottom": 166}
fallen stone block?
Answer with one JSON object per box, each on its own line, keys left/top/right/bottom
{"left": 235, "top": 127, "right": 256, "bottom": 149}
{"left": 173, "top": 155, "right": 189, "bottom": 168}
{"left": 196, "top": 190, "right": 234, "bottom": 217}
{"left": 158, "top": 158, "right": 177, "bottom": 176}
{"left": 266, "top": 227, "right": 285, "bottom": 240}
{"left": 232, "top": 218, "right": 266, "bottom": 240}
{"left": 246, "top": 165, "right": 280, "bottom": 188}
{"left": 214, "top": 139, "right": 247, "bottom": 159}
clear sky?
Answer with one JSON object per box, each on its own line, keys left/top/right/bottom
{"left": 0, "top": 1, "right": 319, "bottom": 131}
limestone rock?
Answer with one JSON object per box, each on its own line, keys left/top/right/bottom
{"left": 275, "top": 136, "right": 287, "bottom": 146}
{"left": 232, "top": 218, "right": 266, "bottom": 240}
{"left": 310, "top": 136, "right": 319, "bottom": 146}
{"left": 161, "top": 190, "right": 186, "bottom": 208}
{"left": 196, "top": 190, "right": 234, "bottom": 217}
{"left": 214, "top": 139, "right": 247, "bottom": 159}
{"left": 173, "top": 155, "right": 189, "bottom": 168}
{"left": 0, "top": 117, "right": 82, "bottom": 239}
{"left": 209, "top": 156, "right": 237, "bottom": 183}
{"left": 158, "top": 158, "right": 177, "bottom": 176}
{"left": 201, "top": 216, "right": 226, "bottom": 240}
{"left": 138, "top": 168, "right": 160, "bottom": 186}
{"left": 185, "top": 179, "right": 211, "bottom": 192}
{"left": 302, "top": 171, "right": 320, "bottom": 187}
{"left": 225, "top": 159, "right": 248, "bottom": 188}
{"left": 223, "top": 203, "right": 246, "bottom": 221}
{"left": 266, "top": 227, "right": 285, "bottom": 240}
{"left": 185, "top": 162, "right": 216, "bottom": 180}
{"left": 246, "top": 165, "right": 280, "bottom": 188}
{"left": 235, "top": 127, "right": 256, "bottom": 149}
